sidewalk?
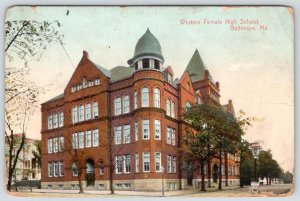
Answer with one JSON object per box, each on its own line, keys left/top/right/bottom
{"left": 31, "top": 185, "right": 242, "bottom": 197}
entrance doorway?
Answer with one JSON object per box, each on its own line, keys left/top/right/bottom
{"left": 86, "top": 158, "right": 95, "bottom": 187}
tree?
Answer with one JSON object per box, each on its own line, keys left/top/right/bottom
{"left": 182, "top": 104, "right": 220, "bottom": 191}
{"left": 5, "top": 20, "right": 63, "bottom": 192}
{"left": 239, "top": 140, "right": 254, "bottom": 187}
{"left": 257, "top": 150, "right": 282, "bottom": 185}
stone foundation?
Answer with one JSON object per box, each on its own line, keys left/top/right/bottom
{"left": 41, "top": 178, "right": 239, "bottom": 191}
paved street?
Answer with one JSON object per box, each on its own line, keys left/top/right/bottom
{"left": 8, "top": 184, "right": 292, "bottom": 198}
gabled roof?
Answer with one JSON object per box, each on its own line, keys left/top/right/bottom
{"left": 92, "top": 62, "right": 111, "bottom": 78}
{"left": 184, "top": 49, "right": 213, "bottom": 82}
{"left": 110, "top": 66, "right": 134, "bottom": 83}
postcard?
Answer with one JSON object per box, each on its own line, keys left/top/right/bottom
{"left": 4, "top": 6, "right": 294, "bottom": 197}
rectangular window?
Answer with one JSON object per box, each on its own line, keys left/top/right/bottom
{"left": 171, "top": 128, "right": 176, "bottom": 145}
{"left": 155, "top": 152, "right": 161, "bottom": 172}
{"left": 166, "top": 127, "right": 171, "bottom": 144}
{"left": 123, "top": 95, "right": 130, "bottom": 114}
{"left": 115, "top": 156, "right": 123, "bottom": 174}
{"left": 142, "top": 120, "right": 149, "bottom": 140}
{"left": 53, "top": 113, "right": 58, "bottom": 128}
{"left": 77, "top": 84, "right": 82, "bottom": 90}
{"left": 48, "top": 139, "right": 53, "bottom": 153}
{"left": 72, "top": 133, "right": 78, "bottom": 149}
{"left": 59, "top": 162, "right": 64, "bottom": 177}
{"left": 134, "top": 90, "right": 138, "bottom": 109}
{"left": 48, "top": 162, "right": 53, "bottom": 177}
{"left": 92, "top": 102, "right": 99, "bottom": 118}
{"left": 114, "top": 126, "right": 122, "bottom": 145}
{"left": 114, "top": 97, "right": 121, "bottom": 115}
{"left": 79, "top": 132, "right": 84, "bottom": 148}
{"left": 59, "top": 112, "right": 64, "bottom": 127}
{"left": 48, "top": 115, "right": 53, "bottom": 129}
{"left": 85, "top": 103, "right": 91, "bottom": 120}
{"left": 54, "top": 162, "right": 59, "bottom": 177}
{"left": 135, "top": 121, "right": 138, "bottom": 141}
{"left": 53, "top": 138, "right": 58, "bottom": 153}
{"left": 92, "top": 129, "right": 99, "bottom": 147}
{"left": 72, "top": 106, "right": 78, "bottom": 123}
{"left": 88, "top": 80, "right": 94, "bottom": 87}
{"left": 71, "top": 86, "right": 76, "bottom": 93}
{"left": 95, "top": 78, "right": 101, "bottom": 85}
{"left": 143, "top": 152, "right": 150, "bottom": 172}
{"left": 59, "top": 137, "right": 64, "bottom": 152}
{"left": 172, "top": 156, "right": 176, "bottom": 173}
{"left": 82, "top": 78, "right": 87, "bottom": 88}
{"left": 86, "top": 130, "right": 92, "bottom": 148}
{"left": 123, "top": 125, "right": 131, "bottom": 144}
{"left": 79, "top": 105, "right": 84, "bottom": 122}
{"left": 142, "top": 58, "right": 150, "bottom": 69}
{"left": 124, "top": 155, "right": 131, "bottom": 173}
{"left": 154, "top": 120, "right": 161, "bottom": 140}
{"left": 135, "top": 153, "right": 139, "bottom": 173}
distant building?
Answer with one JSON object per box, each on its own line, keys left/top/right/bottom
{"left": 5, "top": 134, "right": 41, "bottom": 182}
{"left": 41, "top": 29, "right": 240, "bottom": 191}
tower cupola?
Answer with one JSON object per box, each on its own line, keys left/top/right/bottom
{"left": 128, "top": 29, "right": 164, "bottom": 71}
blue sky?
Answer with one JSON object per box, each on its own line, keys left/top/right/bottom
{"left": 5, "top": 6, "right": 294, "bottom": 171}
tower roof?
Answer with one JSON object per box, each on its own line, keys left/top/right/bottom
{"left": 128, "top": 29, "right": 164, "bottom": 65}
{"left": 184, "top": 49, "right": 213, "bottom": 82}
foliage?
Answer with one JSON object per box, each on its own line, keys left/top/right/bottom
{"left": 5, "top": 20, "right": 63, "bottom": 192}
{"left": 182, "top": 104, "right": 246, "bottom": 190}
{"left": 281, "top": 171, "right": 293, "bottom": 184}
{"left": 239, "top": 140, "right": 254, "bottom": 186}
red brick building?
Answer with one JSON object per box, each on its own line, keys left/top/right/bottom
{"left": 41, "top": 29, "right": 240, "bottom": 191}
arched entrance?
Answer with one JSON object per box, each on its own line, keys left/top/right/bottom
{"left": 86, "top": 158, "right": 95, "bottom": 187}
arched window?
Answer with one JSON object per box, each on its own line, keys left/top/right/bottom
{"left": 114, "top": 97, "right": 121, "bottom": 115}
{"left": 72, "top": 163, "right": 78, "bottom": 176}
{"left": 123, "top": 95, "right": 130, "bottom": 114}
{"left": 100, "top": 161, "right": 104, "bottom": 175}
{"left": 171, "top": 101, "right": 175, "bottom": 118}
{"left": 141, "top": 87, "right": 149, "bottom": 107}
{"left": 166, "top": 99, "right": 171, "bottom": 116}
{"left": 186, "top": 82, "right": 190, "bottom": 91}
{"left": 154, "top": 88, "right": 160, "bottom": 108}
{"left": 185, "top": 101, "right": 191, "bottom": 111}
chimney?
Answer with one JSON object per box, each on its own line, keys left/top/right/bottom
{"left": 83, "top": 50, "right": 89, "bottom": 58}
{"left": 216, "top": 81, "right": 220, "bottom": 89}
{"left": 204, "top": 70, "right": 209, "bottom": 79}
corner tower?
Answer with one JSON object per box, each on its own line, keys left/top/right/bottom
{"left": 128, "top": 29, "right": 164, "bottom": 71}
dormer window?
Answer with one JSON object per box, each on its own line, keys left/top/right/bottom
{"left": 142, "top": 59, "right": 150, "bottom": 69}
{"left": 168, "top": 73, "right": 172, "bottom": 83}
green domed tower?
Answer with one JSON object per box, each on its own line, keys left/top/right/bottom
{"left": 128, "top": 29, "right": 164, "bottom": 71}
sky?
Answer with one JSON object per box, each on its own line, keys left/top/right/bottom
{"left": 5, "top": 6, "right": 294, "bottom": 172}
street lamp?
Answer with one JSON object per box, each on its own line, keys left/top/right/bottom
{"left": 161, "top": 166, "right": 165, "bottom": 196}
{"left": 250, "top": 142, "right": 261, "bottom": 183}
